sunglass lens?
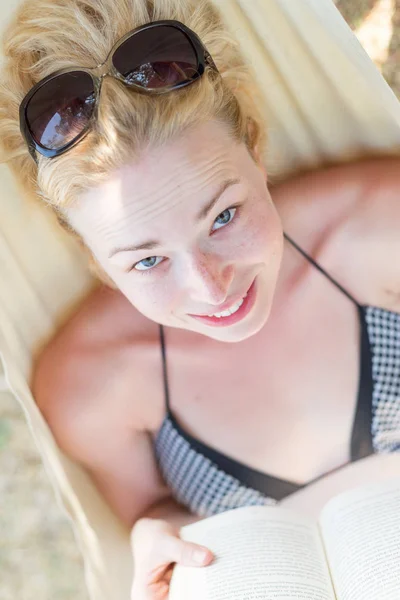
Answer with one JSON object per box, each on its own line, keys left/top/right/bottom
{"left": 112, "top": 25, "right": 199, "bottom": 89}
{"left": 26, "top": 71, "right": 96, "bottom": 151}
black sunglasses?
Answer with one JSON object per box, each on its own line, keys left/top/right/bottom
{"left": 19, "top": 20, "right": 218, "bottom": 162}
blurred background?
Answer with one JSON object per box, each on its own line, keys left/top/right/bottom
{"left": 0, "top": 1, "right": 399, "bottom": 599}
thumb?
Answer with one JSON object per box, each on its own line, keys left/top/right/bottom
{"left": 162, "top": 536, "right": 213, "bottom": 567}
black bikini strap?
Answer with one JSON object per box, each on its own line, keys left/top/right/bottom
{"left": 159, "top": 325, "right": 171, "bottom": 413}
{"left": 160, "top": 234, "right": 359, "bottom": 410}
{"left": 283, "top": 232, "right": 361, "bottom": 308}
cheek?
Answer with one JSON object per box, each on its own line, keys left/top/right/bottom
{"left": 234, "top": 200, "right": 281, "bottom": 262}
{"left": 117, "top": 277, "right": 175, "bottom": 318}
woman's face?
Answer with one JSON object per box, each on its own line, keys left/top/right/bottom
{"left": 67, "top": 120, "right": 283, "bottom": 343}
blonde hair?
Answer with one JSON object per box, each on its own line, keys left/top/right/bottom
{"left": 0, "top": 0, "right": 267, "bottom": 283}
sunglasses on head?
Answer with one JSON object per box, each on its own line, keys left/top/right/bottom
{"left": 19, "top": 20, "right": 218, "bottom": 162}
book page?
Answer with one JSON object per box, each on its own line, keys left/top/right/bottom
{"left": 319, "top": 478, "right": 400, "bottom": 600}
{"left": 169, "top": 506, "right": 336, "bottom": 600}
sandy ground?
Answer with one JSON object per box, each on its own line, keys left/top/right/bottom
{"left": 0, "top": 388, "right": 88, "bottom": 600}
{"left": 1, "top": 1, "right": 399, "bottom": 599}
{"left": 336, "top": 0, "right": 400, "bottom": 95}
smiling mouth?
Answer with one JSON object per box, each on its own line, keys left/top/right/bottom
{"left": 201, "top": 293, "right": 248, "bottom": 318}
{"left": 190, "top": 282, "right": 251, "bottom": 318}
{"left": 187, "top": 277, "right": 257, "bottom": 327}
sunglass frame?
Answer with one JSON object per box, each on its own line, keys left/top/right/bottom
{"left": 19, "top": 19, "right": 217, "bottom": 161}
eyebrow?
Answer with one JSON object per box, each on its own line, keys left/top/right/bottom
{"left": 108, "top": 177, "right": 241, "bottom": 258}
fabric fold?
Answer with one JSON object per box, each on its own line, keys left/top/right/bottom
{"left": 1, "top": 1, "right": 399, "bottom": 598}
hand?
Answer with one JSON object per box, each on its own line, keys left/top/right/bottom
{"left": 130, "top": 517, "right": 213, "bottom": 600}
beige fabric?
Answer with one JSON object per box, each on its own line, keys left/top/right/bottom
{"left": 0, "top": 1, "right": 399, "bottom": 599}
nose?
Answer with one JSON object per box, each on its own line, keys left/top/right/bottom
{"left": 182, "top": 250, "right": 234, "bottom": 307}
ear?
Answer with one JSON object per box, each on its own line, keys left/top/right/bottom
{"left": 246, "top": 118, "right": 267, "bottom": 180}
{"left": 253, "top": 143, "right": 267, "bottom": 180}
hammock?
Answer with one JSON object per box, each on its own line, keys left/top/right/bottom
{"left": 0, "top": 1, "right": 399, "bottom": 598}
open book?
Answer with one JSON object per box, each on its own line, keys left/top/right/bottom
{"left": 169, "top": 478, "right": 400, "bottom": 600}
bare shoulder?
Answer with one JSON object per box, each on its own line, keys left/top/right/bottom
{"left": 32, "top": 284, "right": 170, "bottom": 526}
{"left": 33, "top": 284, "right": 164, "bottom": 442}
{"left": 271, "top": 156, "right": 400, "bottom": 309}
{"left": 271, "top": 156, "right": 400, "bottom": 216}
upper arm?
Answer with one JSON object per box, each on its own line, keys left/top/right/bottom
{"left": 33, "top": 339, "right": 170, "bottom": 530}
{"left": 272, "top": 156, "right": 400, "bottom": 308}
{"left": 60, "top": 415, "right": 170, "bottom": 530}
{"left": 344, "top": 157, "right": 400, "bottom": 305}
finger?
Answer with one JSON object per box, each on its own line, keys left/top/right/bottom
{"left": 147, "top": 563, "right": 174, "bottom": 599}
{"left": 131, "top": 563, "right": 170, "bottom": 599}
{"left": 164, "top": 567, "right": 173, "bottom": 585}
{"left": 160, "top": 537, "right": 213, "bottom": 567}
{"left": 148, "top": 562, "right": 173, "bottom": 591}
{"left": 147, "top": 562, "right": 171, "bottom": 585}
{"left": 154, "top": 581, "right": 169, "bottom": 600}
{"left": 144, "top": 579, "right": 169, "bottom": 600}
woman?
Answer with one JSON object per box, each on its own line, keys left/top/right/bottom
{"left": 1, "top": 0, "right": 399, "bottom": 597}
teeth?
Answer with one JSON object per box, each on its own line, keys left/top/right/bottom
{"left": 208, "top": 293, "right": 247, "bottom": 318}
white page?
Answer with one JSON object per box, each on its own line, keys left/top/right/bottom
{"left": 170, "top": 506, "right": 335, "bottom": 600}
{"left": 319, "top": 478, "right": 400, "bottom": 600}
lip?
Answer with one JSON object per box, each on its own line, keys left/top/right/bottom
{"left": 188, "top": 277, "right": 257, "bottom": 327}
{"left": 199, "top": 287, "right": 250, "bottom": 316}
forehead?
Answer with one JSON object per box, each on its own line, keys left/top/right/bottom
{"left": 67, "top": 120, "right": 250, "bottom": 246}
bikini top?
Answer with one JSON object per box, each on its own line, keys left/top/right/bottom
{"left": 154, "top": 233, "right": 400, "bottom": 517}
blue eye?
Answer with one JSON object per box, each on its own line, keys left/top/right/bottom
{"left": 211, "top": 207, "right": 237, "bottom": 232}
{"left": 134, "top": 256, "right": 164, "bottom": 272}
{"left": 131, "top": 206, "right": 238, "bottom": 273}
